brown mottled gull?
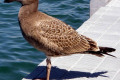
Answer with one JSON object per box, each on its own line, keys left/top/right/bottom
{"left": 4, "top": 0, "right": 116, "bottom": 80}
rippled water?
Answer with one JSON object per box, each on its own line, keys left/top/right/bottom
{"left": 0, "top": 0, "right": 89, "bottom": 80}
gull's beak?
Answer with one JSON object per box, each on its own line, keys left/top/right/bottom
{"left": 4, "top": 0, "right": 22, "bottom": 3}
{"left": 4, "top": 0, "right": 16, "bottom": 3}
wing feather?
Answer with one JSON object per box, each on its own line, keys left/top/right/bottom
{"left": 30, "top": 19, "right": 91, "bottom": 55}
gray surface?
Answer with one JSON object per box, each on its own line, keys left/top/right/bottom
{"left": 23, "top": 0, "right": 120, "bottom": 80}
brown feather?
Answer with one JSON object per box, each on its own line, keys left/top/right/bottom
{"left": 17, "top": 0, "right": 101, "bottom": 57}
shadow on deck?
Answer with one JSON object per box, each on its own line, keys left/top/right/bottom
{"left": 25, "top": 66, "right": 108, "bottom": 80}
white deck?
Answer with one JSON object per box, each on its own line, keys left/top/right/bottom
{"left": 23, "top": 0, "right": 120, "bottom": 80}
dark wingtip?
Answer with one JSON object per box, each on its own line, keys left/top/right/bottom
{"left": 104, "top": 52, "right": 117, "bottom": 58}
{"left": 111, "top": 48, "right": 116, "bottom": 52}
{"left": 99, "top": 47, "right": 116, "bottom": 58}
{"left": 107, "top": 47, "right": 116, "bottom": 52}
{"left": 99, "top": 47, "right": 116, "bottom": 52}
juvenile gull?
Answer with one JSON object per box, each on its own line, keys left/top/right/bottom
{"left": 4, "top": 0, "right": 116, "bottom": 80}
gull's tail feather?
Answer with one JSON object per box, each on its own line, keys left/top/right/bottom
{"left": 86, "top": 47, "right": 116, "bottom": 57}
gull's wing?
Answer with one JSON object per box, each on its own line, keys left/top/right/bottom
{"left": 29, "top": 19, "right": 96, "bottom": 56}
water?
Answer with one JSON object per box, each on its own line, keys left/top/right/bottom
{"left": 0, "top": 0, "right": 89, "bottom": 80}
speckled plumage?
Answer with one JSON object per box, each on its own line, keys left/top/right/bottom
{"left": 17, "top": 0, "right": 100, "bottom": 57}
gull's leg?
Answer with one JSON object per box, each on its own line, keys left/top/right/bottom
{"left": 46, "top": 56, "right": 51, "bottom": 80}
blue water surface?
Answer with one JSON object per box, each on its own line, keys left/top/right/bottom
{"left": 0, "top": 0, "right": 89, "bottom": 80}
